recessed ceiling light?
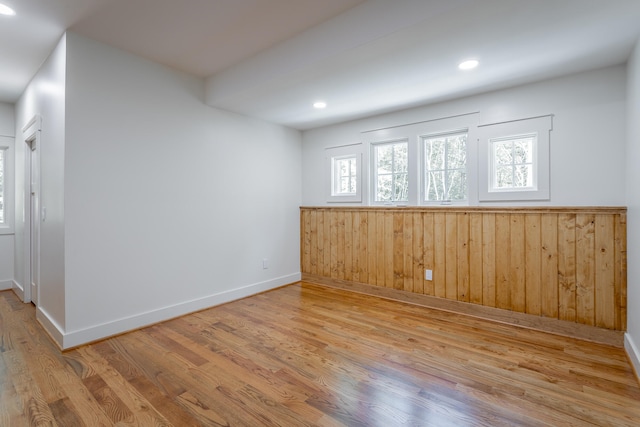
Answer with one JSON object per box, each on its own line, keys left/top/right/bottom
{"left": 459, "top": 59, "right": 479, "bottom": 70}
{"left": 313, "top": 101, "right": 327, "bottom": 109}
{"left": 0, "top": 3, "right": 16, "bottom": 16}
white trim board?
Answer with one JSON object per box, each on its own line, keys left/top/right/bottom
{"left": 625, "top": 333, "right": 640, "bottom": 383}
{"left": 37, "top": 273, "right": 301, "bottom": 350}
{"left": 0, "top": 279, "right": 12, "bottom": 291}
{"left": 12, "top": 279, "right": 24, "bottom": 300}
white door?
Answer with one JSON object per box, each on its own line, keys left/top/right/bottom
{"left": 27, "top": 137, "right": 39, "bottom": 305}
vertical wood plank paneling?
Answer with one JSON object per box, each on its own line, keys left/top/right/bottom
{"left": 393, "top": 213, "right": 405, "bottom": 290}
{"left": 301, "top": 209, "right": 310, "bottom": 273}
{"left": 525, "top": 214, "right": 541, "bottom": 316}
{"left": 457, "top": 213, "right": 470, "bottom": 302}
{"left": 412, "top": 212, "right": 424, "bottom": 294}
{"left": 423, "top": 212, "right": 435, "bottom": 297}
{"left": 359, "top": 212, "right": 368, "bottom": 284}
{"left": 384, "top": 213, "right": 394, "bottom": 288}
{"left": 376, "top": 212, "right": 385, "bottom": 287}
{"left": 482, "top": 214, "right": 496, "bottom": 308}
{"left": 318, "top": 211, "right": 331, "bottom": 277}
{"left": 615, "top": 214, "right": 627, "bottom": 330}
{"left": 309, "top": 210, "right": 318, "bottom": 275}
{"left": 336, "top": 211, "right": 346, "bottom": 280}
{"left": 595, "top": 214, "right": 615, "bottom": 329}
{"left": 367, "top": 211, "right": 377, "bottom": 286}
{"left": 510, "top": 214, "right": 526, "bottom": 312}
{"left": 576, "top": 214, "right": 595, "bottom": 326}
{"left": 541, "top": 214, "right": 559, "bottom": 319}
{"left": 330, "top": 211, "right": 339, "bottom": 279}
{"left": 352, "top": 211, "right": 360, "bottom": 283}
{"left": 558, "top": 214, "right": 577, "bottom": 322}
{"left": 445, "top": 213, "right": 458, "bottom": 300}
{"left": 495, "top": 214, "right": 511, "bottom": 310}
{"left": 433, "top": 213, "right": 446, "bottom": 298}
{"left": 469, "top": 213, "right": 484, "bottom": 305}
{"left": 344, "top": 211, "right": 353, "bottom": 282}
{"left": 403, "top": 213, "right": 414, "bottom": 292}
{"left": 300, "top": 207, "right": 627, "bottom": 331}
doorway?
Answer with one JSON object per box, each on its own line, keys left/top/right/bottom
{"left": 22, "top": 115, "right": 41, "bottom": 305}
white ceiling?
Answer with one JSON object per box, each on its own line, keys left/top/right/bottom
{"left": 2, "top": 0, "right": 640, "bottom": 130}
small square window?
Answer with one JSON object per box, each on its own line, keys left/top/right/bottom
{"left": 478, "top": 116, "right": 552, "bottom": 202}
{"left": 490, "top": 134, "right": 536, "bottom": 191}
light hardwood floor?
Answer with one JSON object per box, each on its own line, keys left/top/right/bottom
{"left": 1, "top": 282, "right": 639, "bottom": 426}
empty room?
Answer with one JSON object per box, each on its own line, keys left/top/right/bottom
{"left": 1, "top": 0, "right": 640, "bottom": 425}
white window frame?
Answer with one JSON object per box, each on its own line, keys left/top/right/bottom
{"left": 421, "top": 129, "right": 469, "bottom": 205}
{"left": 0, "top": 136, "right": 14, "bottom": 234}
{"left": 332, "top": 155, "right": 358, "bottom": 196}
{"left": 362, "top": 113, "right": 479, "bottom": 206}
{"left": 489, "top": 134, "right": 537, "bottom": 191}
{"left": 370, "top": 138, "right": 411, "bottom": 205}
{"left": 478, "top": 116, "right": 552, "bottom": 202}
{"left": 325, "top": 144, "right": 362, "bottom": 203}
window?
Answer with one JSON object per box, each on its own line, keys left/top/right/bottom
{"left": 332, "top": 155, "right": 357, "bottom": 196}
{"left": 478, "top": 116, "right": 552, "bottom": 201}
{"left": 490, "top": 134, "right": 535, "bottom": 190}
{"left": 372, "top": 140, "right": 408, "bottom": 203}
{"left": 326, "top": 144, "right": 362, "bottom": 203}
{"left": 423, "top": 131, "right": 467, "bottom": 203}
{"left": 0, "top": 148, "right": 4, "bottom": 224}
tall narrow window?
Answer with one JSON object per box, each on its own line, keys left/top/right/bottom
{"left": 372, "top": 140, "right": 408, "bottom": 203}
{"left": 326, "top": 145, "right": 362, "bottom": 203}
{"left": 332, "top": 155, "right": 357, "bottom": 196}
{"left": 423, "top": 131, "right": 467, "bottom": 203}
{"left": 0, "top": 148, "right": 4, "bottom": 224}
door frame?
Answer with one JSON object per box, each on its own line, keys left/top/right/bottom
{"left": 20, "top": 115, "right": 42, "bottom": 304}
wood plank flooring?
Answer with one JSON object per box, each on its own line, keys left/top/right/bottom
{"left": 1, "top": 282, "right": 639, "bottom": 426}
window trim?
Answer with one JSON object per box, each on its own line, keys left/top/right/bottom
{"left": 361, "top": 112, "right": 479, "bottom": 207}
{"left": 421, "top": 129, "right": 469, "bottom": 205}
{"left": 325, "top": 144, "right": 362, "bottom": 203}
{"left": 370, "top": 138, "right": 410, "bottom": 205}
{"left": 478, "top": 115, "right": 552, "bottom": 202}
{"left": 489, "top": 133, "right": 537, "bottom": 192}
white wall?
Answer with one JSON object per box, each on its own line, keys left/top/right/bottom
{"left": 302, "top": 65, "right": 627, "bottom": 207}
{"left": 0, "top": 102, "right": 14, "bottom": 289}
{"left": 14, "top": 35, "right": 67, "bottom": 332}
{"left": 0, "top": 103, "right": 13, "bottom": 134}
{"left": 61, "top": 33, "right": 301, "bottom": 347}
{"left": 625, "top": 39, "right": 640, "bottom": 375}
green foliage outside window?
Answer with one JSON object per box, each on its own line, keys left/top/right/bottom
{"left": 424, "top": 132, "right": 467, "bottom": 202}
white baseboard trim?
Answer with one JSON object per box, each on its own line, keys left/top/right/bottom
{"left": 0, "top": 279, "right": 12, "bottom": 290}
{"left": 12, "top": 279, "right": 24, "bottom": 300}
{"left": 36, "top": 306, "right": 65, "bottom": 351}
{"left": 60, "top": 273, "right": 301, "bottom": 349}
{"left": 625, "top": 333, "right": 640, "bottom": 382}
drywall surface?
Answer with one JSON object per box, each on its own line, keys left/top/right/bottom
{"left": 62, "top": 33, "right": 301, "bottom": 346}
{"left": 625, "top": 38, "right": 640, "bottom": 375}
{"left": 302, "top": 65, "right": 627, "bottom": 207}
{"left": 14, "top": 35, "right": 67, "bottom": 330}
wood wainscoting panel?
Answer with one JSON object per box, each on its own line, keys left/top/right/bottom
{"left": 301, "top": 206, "right": 627, "bottom": 331}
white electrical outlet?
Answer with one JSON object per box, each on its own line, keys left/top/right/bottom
{"left": 425, "top": 269, "right": 433, "bottom": 281}
{"left": 263, "top": 258, "right": 269, "bottom": 269}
